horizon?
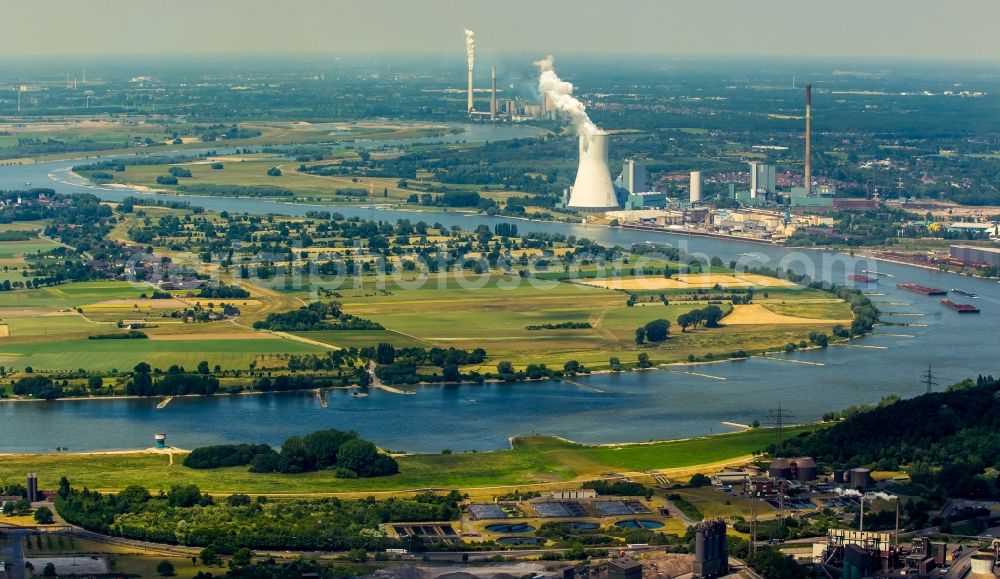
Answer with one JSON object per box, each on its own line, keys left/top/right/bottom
{"left": 3, "top": 0, "right": 998, "bottom": 62}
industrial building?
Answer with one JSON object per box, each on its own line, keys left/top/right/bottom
{"left": 616, "top": 159, "right": 647, "bottom": 195}
{"left": 693, "top": 519, "right": 728, "bottom": 578}
{"left": 749, "top": 162, "right": 776, "bottom": 199}
{"left": 950, "top": 245, "right": 1000, "bottom": 267}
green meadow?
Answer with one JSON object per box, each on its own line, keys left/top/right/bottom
{"left": 0, "top": 427, "right": 816, "bottom": 495}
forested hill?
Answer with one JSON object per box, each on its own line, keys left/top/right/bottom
{"left": 781, "top": 376, "right": 1000, "bottom": 498}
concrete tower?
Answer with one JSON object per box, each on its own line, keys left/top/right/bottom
{"left": 805, "top": 84, "right": 812, "bottom": 195}
{"left": 749, "top": 161, "right": 759, "bottom": 199}
{"left": 567, "top": 132, "right": 619, "bottom": 211}
{"left": 690, "top": 171, "right": 702, "bottom": 203}
{"left": 468, "top": 67, "right": 474, "bottom": 112}
{"left": 490, "top": 66, "right": 497, "bottom": 120}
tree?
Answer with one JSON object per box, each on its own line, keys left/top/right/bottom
{"left": 266, "top": 167, "right": 282, "bottom": 177}
{"left": 197, "top": 361, "right": 210, "bottom": 375}
{"left": 701, "top": 305, "right": 724, "bottom": 328}
{"left": 496, "top": 361, "right": 514, "bottom": 375}
{"left": 200, "top": 546, "right": 220, "bottom": 566}
{"left": 42, "top": 562, "right": 57, "bottom": 577}
{"left": 337, "top": 438, "right": 378, "bottom": 475}
{"left": 302, "top": 429, "right": 356, "bottom": 468}
{"left": 634, "top": 327, "right": 646, "bottom": 345}
{"left": 609, "top": 357, "right": 622, "bottom": 372}
{"left": 33, "top": 506, "right": 54, "bottom": 524}
{"left": 637, "top": 353, "right": 651, "bottom": 368}
{"left": 87, "top": 376, "right": 103, "bottom": 391}
{"left": 375, "top": 342, "right": 395, "bottom": 365}
{"left": 157, "top": 560, "right": 176, "bottom": 576}
{"left": 677, "top": 313, "right": 691, "bottom": 332}
{"left": 229, "top": 548, "right": 253, "bottom": 569}
{"left": 644, "top": 319, "right": 670, "bottom": 342}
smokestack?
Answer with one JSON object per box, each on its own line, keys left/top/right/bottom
{"left": 464, "top": 29, "right": 475, "bottom": 112}
{"left": 805, "top": 84, "right": 812, "bottom": 195}
{"left": 690, "top": 171, "right": 702, "bottom": 203}
{"left": 490, "top": 65, "right": 497, "bottom": 120}
{"left": 567, "top": 132, "right": 619, "bottom": 210}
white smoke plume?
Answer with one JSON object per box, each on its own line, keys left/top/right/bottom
{"left": 836, "top": 488, "right": 862, "bottom": 497}
{"left": 535, "top": 55, "right": 600, "bottom": 137}
{"left": 835, "top": 488, "right": 897, "bottom": 500}
{"left": 464, "top": 29, "right": 475, "bottom": 71}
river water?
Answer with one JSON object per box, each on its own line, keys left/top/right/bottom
{"left": 1, "top": 123, "right": 997, "bottom": 453}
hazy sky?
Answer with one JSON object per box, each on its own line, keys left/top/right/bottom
{"left": 3, "top": 0, "right": 998, "bottom": 61}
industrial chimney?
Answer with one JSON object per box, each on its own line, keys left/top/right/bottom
{"left": 567, "top": 132, "right": 619, "bottom": 210}
{"left": 490, "top": 65, "right": 497, "bottom": 120}
{"left": 690, "top": 171, "right": 702, "bottom": 203}
{"left": 468, "top": 67, "right": 475, "bottom": 113}
{"left": 805, "top": 84, "right": 812, "bottom": 195}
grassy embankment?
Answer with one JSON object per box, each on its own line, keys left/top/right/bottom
{"left": 0, "top": 426, "right": 815, "bottom": 497}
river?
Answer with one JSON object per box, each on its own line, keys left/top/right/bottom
{"left": 1, "top": 123, "right": 997, "bottom": 453}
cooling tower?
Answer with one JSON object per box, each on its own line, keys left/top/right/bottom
{"left": 690, "top": 171, "right": 702, "bottom": 203}
{"left": 567, "top": 132, "right": 620, "bottom": 211}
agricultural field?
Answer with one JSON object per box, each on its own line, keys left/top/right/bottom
{"left": 286, "top": 272, "right": 855, "bottom": 368}
{"left": 0, "top": 427, "right": 816, "bottom": 496}
{"left": 88, "top": 155, "right": 525, "bottom": 207}
{"left": 0, "top": 334, "right": 325, "bottom": 373}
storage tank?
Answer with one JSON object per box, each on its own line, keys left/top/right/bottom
{"left": 154, "top": 433, "right": 167, "bottom": 450}
{"left": 970, "top": 551, "right": 995, "bottom": 576}
{"left": 796, "top": 457, "right": 818, "bottom": 481}
{"left": 849, "top": 467, "right": 872, "bottom": 489}
{"left": 768, "top": 458, "right": 791, "bottom": 479}
{"left": 567, "top": 132, "right": 620, "bottom": 211}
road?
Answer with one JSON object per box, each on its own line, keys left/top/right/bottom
{"left": 0, "top": 526, "right": 31, "bottom": 579}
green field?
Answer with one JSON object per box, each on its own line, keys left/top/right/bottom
{"left": 288, "top": 274, "right": 854, "bottom": 369}
{"left": 0, "top": 427, "right": 816, "bottom": 495}
{"left": 0, "top": 238, "right": 60, "bottom": 260}
{"left": 0, "top": 281, "right": 147, "bottom": 309}
{"left": 0, "top": 336, "right": 326, "bottom": 372}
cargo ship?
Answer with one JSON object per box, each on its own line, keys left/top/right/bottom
{"left": 861, "top": 269, "right": 893, "bottom": 278}
{"left": 896, "top": 283, "right": 948, "bottom": 296}
{"left": 950, "top": 288, "right": 979, "bottom": 299}
{"left": 940, "top": 299, "right": 980, "bottom": 313}
{"left": 849, "top": 275, "right": 877, "bottom": 283}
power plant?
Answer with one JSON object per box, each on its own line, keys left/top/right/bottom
{"left": 567, "top": 131, "right": 620, "bottom": 210}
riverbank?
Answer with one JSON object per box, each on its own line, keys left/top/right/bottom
{"left": 0, "top": 426, "right": 817, "bottom": 496}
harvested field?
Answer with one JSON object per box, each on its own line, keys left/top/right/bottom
{"left": 581, "top": 273, "right": 798, "bottom": 291}
{"left": 147, "top": 331, "right": 279, "bottom": 341}
{"left": 724, "top": 304, "right": 853, "bottom": 325}
{"left": 84, "top": 298, "right": 190, "bottom": 309}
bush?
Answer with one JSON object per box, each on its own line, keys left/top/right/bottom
{"left": 156, "top": 175, "right": 179, "bottom": 185}
{"left": 183, "top": 444, "right": 277, "bottom": 469}
{"left": 156, "top": 560, "right": 175, "bottom": 576}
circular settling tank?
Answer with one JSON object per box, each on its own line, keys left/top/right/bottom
{"left": 615, "top": 519, "right": 664, "bottom": 530}
{"left": 485, "top": 523, "right": 535, "bottom": 534}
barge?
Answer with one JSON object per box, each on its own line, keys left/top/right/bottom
{"left": 849, "top": 275, "right": 877, "bottom": 283}
{"left": 896, "top": 283, "right": 948, "bottom": 296}
{"left": 940, "top": 299, "right": 980, "bottom": 313}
